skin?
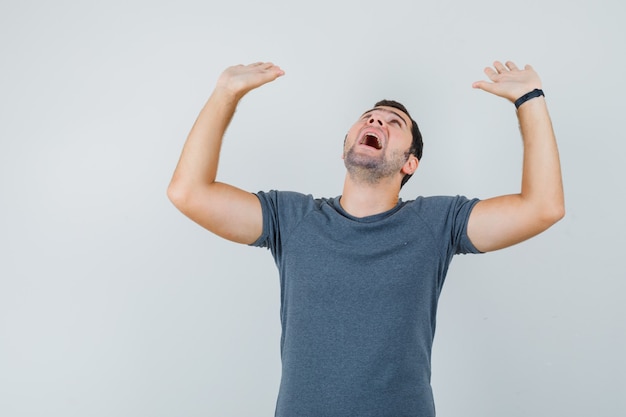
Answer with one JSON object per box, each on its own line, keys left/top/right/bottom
{"left": 168, "top": 60, "right": 564, "bottom": 252}
{"left": 343, "top": 107, "right": 415, "bottom": 185}
{"left": 340, "top": 106, "right": 418, "bottom": 217}
{"left": 469, "top": 61, "right": 565, "bottom": 251}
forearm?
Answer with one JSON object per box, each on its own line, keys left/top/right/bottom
{"left": 166, "top": 62, "right": 282, "bottom": 243}
{"left": 517, "top": 96, "right": 565, "bottom": 221}
{"left": 168, "top": 63, "right": 284, "bottom": 200}
{"left": 168, "top": 88, "right": 239, "bottom": 196}
{"left": 468, "top": 61, "right": 565, "bottom": 252}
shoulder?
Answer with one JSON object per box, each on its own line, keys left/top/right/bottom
{"left": 405, "top": 195, "right": 482, "bottom": 255}
{"left": 405, "top": 195, "right": 479, "bottom": 214}
{"left": 404, "top": 195, "right": 480, "bottom": 233}
{"left": 255, "top": 190, "right": 326, "bottom": 205}
{"left": 251, "top": 190, "right": 332, "bottom": 250}
{"left": 255, "top": 190, "right": 330, "bottom": 216}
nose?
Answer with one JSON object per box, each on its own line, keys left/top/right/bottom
{"left": 368, "top": 117, "right": 383, "bottom": 126}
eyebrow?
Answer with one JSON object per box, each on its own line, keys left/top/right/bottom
{"left": 360, "top": 107, "right": 409, "bottom": 127}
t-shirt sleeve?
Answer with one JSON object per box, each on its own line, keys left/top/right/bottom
{"left": 413, "top": 195, "right": 482, "bottom": 257}
{"left": 249, "top": 190, "right": 316, "bottom": 261}
{"left": 448, "top": 196, "right": 482, "bottom": 255}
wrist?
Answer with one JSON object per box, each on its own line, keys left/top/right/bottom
{"left": 515, "top": 89, "right": 544, "bottom": 109}
{"left": 211, "top": 84, "right": 245, "bottom": 105}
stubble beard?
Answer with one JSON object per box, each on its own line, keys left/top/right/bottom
{"left": 344, "top": 146, "right": 410, "bottom": 185}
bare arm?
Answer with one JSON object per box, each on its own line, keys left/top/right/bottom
{"left": 468, "top": 61, "right": 565, "bottom": 252}
{"left": 167, "top": 62, "right": 285, "bottom": 244}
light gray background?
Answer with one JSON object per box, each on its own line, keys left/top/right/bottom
{"left": 1, "top": 0, "right": 624, "bottom": 416}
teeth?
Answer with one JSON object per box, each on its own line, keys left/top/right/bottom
{"left": 362, "top": 133, "right": 382, "bottom": 149}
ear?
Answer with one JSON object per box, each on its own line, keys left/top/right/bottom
{"left": 402, "top": 154, "right": 419, "bottom": 175}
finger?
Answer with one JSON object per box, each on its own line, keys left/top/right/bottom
{"left": 472, "top": 80, "right": 486, "bottom": 89}
{"left": 505, "top": 61, "right": 519, "bottom": 71}
{"left": 493, "top": 61, "right": 507, "bottom": 73}
{"left": 272, "top": 65, "right": 285, "bottom": 76}
{"left": 472, "top": 80, "right": 495, "bottom": 94}
{"left": 484, "top": 67, "right": 498, "bottom": 81}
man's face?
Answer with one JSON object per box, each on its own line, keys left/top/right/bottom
{"left": 343, "top": 106, "right": 416, "bottom": 184}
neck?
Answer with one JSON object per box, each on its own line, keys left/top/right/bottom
{"left": 340, "top": 174, "right": 401, "bottom": 217}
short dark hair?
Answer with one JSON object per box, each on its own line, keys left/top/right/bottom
{"left": 374, "top": 99, "right": 423, "bottom": 187}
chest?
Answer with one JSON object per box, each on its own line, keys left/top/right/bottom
{"left": 278, "top": 215, "right": 447, "bottom": 319}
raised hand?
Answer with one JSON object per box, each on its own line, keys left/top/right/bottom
{"left": 467, "top": 60, "right": 564, "bottom": 253}
{"left": 472, "top": 61, "right": 542, "bottom": 103}
{"left": 168, "top": 61, "right": 285, "bottom": 245}
{"left": 215, "top": 62, "right": 285, "bottom": 100}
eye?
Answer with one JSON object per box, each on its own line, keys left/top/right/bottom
{"left": 390, "top": 119, "right": 402, "bottom": 127}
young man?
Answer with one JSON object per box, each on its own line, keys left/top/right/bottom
{"left": 168, "top": 61, "right": 564, "bottom": 416}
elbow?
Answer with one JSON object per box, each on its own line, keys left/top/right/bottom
{"left": 541, "top": 201, "right": 566, "bottom": 228}
{"left": 167, "top": 181, "right": 191, "bottom": 210}
{"left": 554, "top": 204, "right": 566, "bottom": 223}
{"left": 551, "top": 196, "right": 566, "bottom": 223}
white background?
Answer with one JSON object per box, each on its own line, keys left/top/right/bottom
{"left": 1, "top": 0, "right": 624, "bottom": 416}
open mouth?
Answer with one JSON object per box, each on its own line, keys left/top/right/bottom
{"left": 361, "top": 133, "right": 382, "bottom": 150}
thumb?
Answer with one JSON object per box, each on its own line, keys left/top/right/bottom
{"left": 472, "top": 80, "right": 490, "bottom": 91}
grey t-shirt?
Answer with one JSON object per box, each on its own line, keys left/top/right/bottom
{"left": 252, "top": 191, "right": 481, "bottom": 417}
